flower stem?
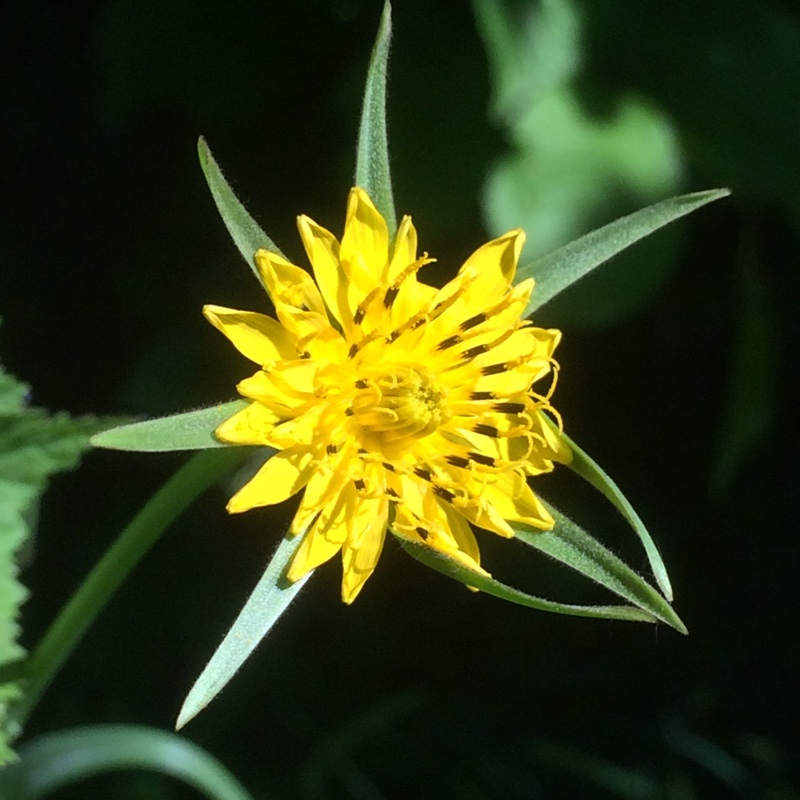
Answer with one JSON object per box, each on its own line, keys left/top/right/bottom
{"left": 9, "top": 447, "right": 250, "bottom": 732}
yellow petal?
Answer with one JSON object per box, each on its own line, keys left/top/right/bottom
{"left": 387, "top": 215, "right": 417, "bottom": 282}
{"left": 254, "top": 250, "right": 328, "bottom": 335}
{"left": 459, "top": 229, "right": 524, "bottom": 294}
{"left": 237, "top": 362, "right": 317, "bottom": 409}
{"left": 481, "top": 471, "right": 553, "bottom": 531}
{"left": 203, "top": 305, "right": 297, "bottom": 365}
{"left": 286, "top": 487, "right": 351, "bottom": 581}
{"left": 340, "top": 188, "right": 389, "bottom": 304}
{"left": 340, "top": 495, "right": 388, "bottom": 603}
{"left": 226, "top": 448, "right": 315, "bottom": 513}
{"left": 297, "top": 215, "right": 350, "bottom": 328}
{"left": 215, "top": 402, "right": 280, "bottom": 445}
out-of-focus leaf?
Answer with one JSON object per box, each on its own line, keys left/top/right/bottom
{"left": 0, "top": 724, "right": 254, "bottom": 800}
{"left": 1, "top": 364, "right": 112, "bottom": 763}
{"left": 198, "top": 137, "right": 285, "bottom": 283}
{"left": 355, "top": 2, "right": 396, "bottom": 237}
{"left": 90, "top": 400, "right": 250, "bottom": 452}
{"left": 177, "top": 532, "right": 310, "bottom": 730}
{"left": 476, "top": 0, "right": 699, "bottom": 328}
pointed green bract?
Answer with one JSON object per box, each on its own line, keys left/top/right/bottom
{"left": 90, "top": 401, "right": 250, "bottom": 452}
{"left": 515, "top": 505, "right": 687, "bottom": 633}
{"left": 198, "top": 137, "right": 286, "bottom": 285}
{"left": 176, "top": 533, "right": 310, "bottom": 730}
{"left": 399, "top": 536, "right": 656, "bottom": 624}
{"left": 520, "top": 188, "right": 731, "bottom": 315}
{"left": 355, "top": 2, "right": 397, "bottom": 237}
{"left": 0, "top": 725, "right": 254, "bottom": 800}
{"left": 557, "top": 428, "right": 673, "bottom": 601}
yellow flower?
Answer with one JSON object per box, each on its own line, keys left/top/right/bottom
{"left": 204, "top": 188, "right": 570, "bottom": 603}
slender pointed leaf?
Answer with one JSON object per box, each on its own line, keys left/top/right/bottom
{"left": 521, "top": 188, "right": 730, "bottom": 315}
{"left": 177, "top": 533, "right": 310, "bottom": 729}
{"left": 90, "top": 401, "right": 250, "bottom": 452}
{"left": 398, "top": 535, "right": 656, "bottom": 624}
{"left": 198, "top": 137, "right": 286, "bottom": 283}
{"left": 0, "top": 725, "right": 254, "bottom": 800}
{"left": 515, "top": 505, "right": 687, "bottom": 633}
{"left": 556, "top": 426, "right": 673, "bottom": 601}
{"left": 355, "top": 2, "right": 396, "bottom": 236}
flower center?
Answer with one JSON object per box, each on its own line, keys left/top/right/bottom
{"left": 349, "top": 365, "right": 450, "bottom": 451}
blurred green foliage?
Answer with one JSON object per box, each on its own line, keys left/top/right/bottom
{"left": 1, "top": 0, "right": 797, "bottom": 796}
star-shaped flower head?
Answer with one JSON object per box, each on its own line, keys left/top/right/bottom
{"left": 204, "top": 188, "right": 570, "bottom": 603}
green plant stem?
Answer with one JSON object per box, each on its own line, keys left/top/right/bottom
{"left": 8, "top": 447, "right": 250, "bottom": 732}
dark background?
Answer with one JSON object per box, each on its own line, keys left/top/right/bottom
{"left": 2, "top": 0, "right": 798, "bottom": 797}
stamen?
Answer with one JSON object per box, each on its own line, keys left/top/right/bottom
{"left": 415, "top": 526, "right": 430, "bottom": 541}
{"left": 470, "top": 391, "right": 496, "bottom": 401}
{"left": 354, "top": 478, "right": 366, "bottom": 492}
{"left": 481, "top": 363, "right": 508, "bottom": 376}
{"left": 326, "top": 444, "right": 339, "bottom": 455}
{"left": 437, "top": 335, "right": 462, "bottom": 351}
{"left": 413, "top": 466, "right": 433, "bottom": 481}
{"left": 383, "top": 286, "right": 399, "bottom": 308}
{"left": 445, "top": 454, "right": 470, "bottom": 469}
{"left": 355, "top": 378, "right": 370, "bottom": 389}
{"left": 474, "top": 424, "right": 499, "bottom": 438}
{"left": 493, "top": 402, "right": 526, "bottom": 414}
{"left": 461, "top": 344, "right": 490, "bottom": 361}
{"left": 468, "top": 451, "right": 496, "bottom": 467}
{"left": 460, "top": 312, "right": 487, "bottom": 331}
{"left": 433, "top": 485, "right": 457, "bottom": 503}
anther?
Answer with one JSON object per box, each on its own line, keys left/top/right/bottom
{"left": 326, "top": 444, "right": 339, "bottom": 455}
{"left": 481, "top": 363, "right": 507, "bottom": 376}
{"left": 492, "top": 402, "right": 526, "bottom": 414}
{"left": 355, "top": 379, "right": 370, "bottom": 389}
{"left": 383, "top": 286, "right": 400, "bottom": 308}
{"left": 470, "top": 391, "right": 496, "bottom": 401}
{"left": 354, "top": 479, "right": 366, "bottom": 492}
{"left": 433, "top": 485, "right": 456, "bottom": 503}
{"left": 461, "top": 344, "right": 490, "bottom": 361}
{"left": 445, "top": 454, "right": 471, "bottom": 469}
{"left": 474, "top": 424, "right": 499, "bottom": 438}
{"left": 468, "top": 451, "right": 496, "bottom": 467}
{"left": 413, "top": 466, "right": 433, "bottom": 481}
{"left": 353, "top": 307, "right": 366, "bottom": 325}
{"left": 415, "top": 526, "right": 430, "bottom": 541}
{"left": 460, "top": 313, "right": 487, "bottom": 331}
{"left": 437, "top": 335, "right": 462, "bottom": 351}
{"left": 348, "top": 344, "right": 359, "bottom": 359}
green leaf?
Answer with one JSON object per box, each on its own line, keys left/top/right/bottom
{"left": 90, "top": 400, "right": 250, "bottom": 452}
{"left": 198, "top": 137, "right": 286, "bottom": 284}
{"left": 520, "top": 189, "right": 730, "bottom": 315}
{"left": 177, "top": 532, "right": 310, "bottom": 730}
{"left": 0, "top": 724, "right": 254, "bottom": 800}
{"left": 557, "top": 427, "right": 673, "bottom": 601}
{"left": 398, "top": 536, "right": 656, "bottom": 624}
{"left": 1, "top": 363, "right": 113, "bottom": 763}
{"left": 515, "top": 504, "right": 687, "bottom": 634}
{"left": 355, "top": 2, "right": 396, "bottom": 237}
